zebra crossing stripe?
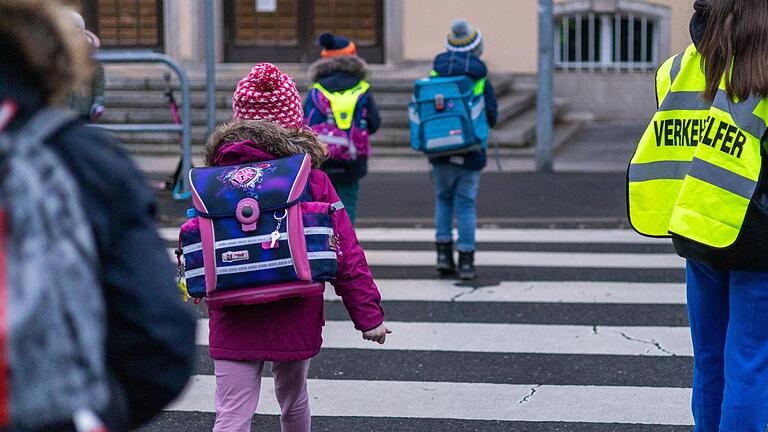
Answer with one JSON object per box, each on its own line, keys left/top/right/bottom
{"left": 333, "top": 280, "right": 686, "bottom": 304}
{"left": 159, "top": 227, "right": 671, "bottom": 245}
{"left": 195, "top": 319, "right": 693, "bottom": 356}
{"left": 361, "top": 250, "right": 684, "bottom": 268}
{"left": 168, "top": 249, "right": 684, "bottom": 269}
{"left": 169, "top": 375, "right": 693, "bottom": 425}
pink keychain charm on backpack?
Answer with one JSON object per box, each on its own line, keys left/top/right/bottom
{"left": 236, "top": 198, "right": 260, "bottom": 232}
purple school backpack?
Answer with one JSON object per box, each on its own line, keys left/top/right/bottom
{"left": 178, "top": 154, "right": 338, "bottom": 308}
{"left": 306, "top": 81, "right": 371, "bottom": 161}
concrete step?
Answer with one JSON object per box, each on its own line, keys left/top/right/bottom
{"left": 102, "top": 76, "right": 515, "bottom": 110}
{"left": 101, "top": 88, "right": 528, "bottom": 129}
{"left": 107, "top": 96, "right": 567, "bottom": 152}
{"left": 105, "top": 74, "right": 516, "bottom": 95}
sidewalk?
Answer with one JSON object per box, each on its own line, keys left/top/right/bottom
{"left": 134, "top": 121, "right": 645, "bottom": 176}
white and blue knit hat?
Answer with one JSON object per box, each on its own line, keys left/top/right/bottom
{"left": 446, "top": 19, "right": 484, "bottom": 56}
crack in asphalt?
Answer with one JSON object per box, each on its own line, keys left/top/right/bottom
{"left": 518, "top": 384, "right": 542, "bottom": 405}
{"left": 450, "top": 286, "right": 479, "bottom": 302}
{"left": 616, "top": 331, "right": 676, "bottom": 356}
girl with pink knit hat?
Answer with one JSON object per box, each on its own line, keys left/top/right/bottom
{"left": 205, "top": 62, "right": 390, "bottom": 432}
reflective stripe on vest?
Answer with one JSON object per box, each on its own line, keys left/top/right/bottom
{"left": 668, "top": 84, "right": 768, "bottom": 248}
{"left": 312, "top": 81, "right": 370, "bottom": 130}
{"left": 627, "top": 44, "right": 708, "bottom": 237}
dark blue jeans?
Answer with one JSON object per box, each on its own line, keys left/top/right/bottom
{"left": 432, "top": 163, "right": 481, "bottom": 252}
{"left": 687, "top": 259, "right": 768, "bottom": 431}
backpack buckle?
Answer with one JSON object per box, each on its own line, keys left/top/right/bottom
{"left": 236, "top": 198, "right": 260, "bottom": 232}
{"left": 434, "top": 94, "right": 445, "bottom": 111}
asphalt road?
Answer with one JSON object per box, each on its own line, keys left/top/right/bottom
{"left": 140, "top": 122, "right": 697, "bottom": 431}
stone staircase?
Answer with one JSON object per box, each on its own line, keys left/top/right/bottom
{"left": 100, "top": 64, "right": 581, "bottom": 158}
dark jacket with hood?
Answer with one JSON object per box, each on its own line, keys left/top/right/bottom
{"left": 671, "top": 0, "right": 768, "bottom": 271}
{"left": 304, "top": 55, "right": 381, "bottom": 184}
{"left": 0, "top": 59, "right": 196, "bottom": 432}
{"left": 429, "top": 51, "right": 498, "bottom": 171}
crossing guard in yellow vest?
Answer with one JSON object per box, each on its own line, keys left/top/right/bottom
{"left": 627, "top": 44, "right": 709, "bottom": 237}
{"left": 628, "top": 43, "right": 768, "bottom": 248}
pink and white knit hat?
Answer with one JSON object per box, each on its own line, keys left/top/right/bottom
{"left": 232, "top": 63, "right": 304, "bottom": 129}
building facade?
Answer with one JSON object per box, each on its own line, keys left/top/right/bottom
{"left": 70, "top": 0, "right": 697, "bottom": 120}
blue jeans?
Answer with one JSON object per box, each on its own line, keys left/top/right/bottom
{"left": 686, "top": 259, "right": 768, "bottom": 432}
{"left": 331, "top": 180, "right": 360, "bottom": 225}
{"left": 432, "top": 164, "right": 481, "bottom": 252}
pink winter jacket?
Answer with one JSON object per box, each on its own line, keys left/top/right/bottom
{"left": 204, "top": 120, "right": 384, "bottom": 362}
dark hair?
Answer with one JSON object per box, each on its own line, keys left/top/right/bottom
{"left": 698, "top": 0, "right": 768, "bottom": 101}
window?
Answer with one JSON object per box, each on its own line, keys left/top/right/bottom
{"left": 554, "top": 1, "right": 669, "bottom": 72}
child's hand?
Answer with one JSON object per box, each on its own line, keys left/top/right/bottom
{"left": 362, "top": 323, "right": 392, "bottom": 345}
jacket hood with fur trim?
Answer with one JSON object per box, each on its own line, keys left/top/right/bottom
{"left": 205, "top": 119, "right": 328, "bottom": 169}
{"left": 309, "top": 55, "right": 369, "bottom": 82}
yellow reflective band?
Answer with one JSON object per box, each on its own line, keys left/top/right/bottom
{"left": 313, "top": 81, "right": 371, "bottom": 130}
{"left": 473, "top": 78, "right": 486, "bottom": 97}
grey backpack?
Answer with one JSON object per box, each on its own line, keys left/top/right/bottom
{"left": 0, "top": 108, "right": 109, "bottom": 430}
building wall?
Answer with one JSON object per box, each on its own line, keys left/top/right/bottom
{"left": 401, "top": 0, "right": 539, "bottom": 73}
{"left": 401, "top": 0, "right": 695, "bottom": 73}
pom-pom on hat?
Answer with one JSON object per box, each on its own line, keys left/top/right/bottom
{"left": 319, "top": 32, "right": 357, "bottom": 58}
{"left": 232, "top": 63, "right": 304, "bottom": 129}
{"left": 447, "top": 19, "right": 484, "bottom": 57}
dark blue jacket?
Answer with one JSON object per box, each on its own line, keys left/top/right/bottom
{"left": 429, "top": 51, "right": 498, "bottom": 170}
{"left": 0, "top": 60, "right": 196, "bottom": 432}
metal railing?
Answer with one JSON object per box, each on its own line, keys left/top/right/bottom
{"left": 92, "top": 50, "right": 192, "bottom": 200}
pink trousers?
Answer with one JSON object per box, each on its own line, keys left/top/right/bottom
{"left": 213, "top": 359, "right": 311, "bottom": 432}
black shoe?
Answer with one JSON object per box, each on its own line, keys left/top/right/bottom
{"left": 458, "top": 251, "right": 476, "bottom": 280}
{"left": 436, "top": 241, "right": 456, "bottom": 275}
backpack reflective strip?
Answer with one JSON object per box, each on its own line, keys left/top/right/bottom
{"left": 184, "top": 226, "right": 335, "bottom": 254}
{"left": 318, "top": 134, "right": 351, "bottom": 146}
{"left": 427, "top": 135, "right": 465, "bottom": 149}
{"left": 216, "top": 258, "right": 295, "bottom": 275}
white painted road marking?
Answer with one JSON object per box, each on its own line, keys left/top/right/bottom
{"left": 324, "top": 280, "right": 687, "bottom": 304}
{"left": 195, "top": 319, "right": 692, "bottom": 357}
{"left": 160, "top": 227, "right": 671, "bottom": 245}
{"left": 168, "top": 248, "right": 684, "bottom": 269}
{"left": 170, "top": 375, "right": 693, "bottom": 425}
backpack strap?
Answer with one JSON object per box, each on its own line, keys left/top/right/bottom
{"left": 16, "top": 108, "right": 77, "bottom": 150}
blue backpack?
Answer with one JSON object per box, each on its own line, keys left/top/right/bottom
{"left": 409, "top": 75, "right": 489, "bottom": 155}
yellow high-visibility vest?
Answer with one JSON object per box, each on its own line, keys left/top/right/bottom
{"left": 312, "top": 81, "right": 370, "bottom": 130}
{"left": 668, "top": 79, "right": 768, "bottom": 248}
{"left": 627, "top": 44, "right": 709, "bottom": 237}
{"left": 628, "top": 43, "right": 768, "bottom": 248}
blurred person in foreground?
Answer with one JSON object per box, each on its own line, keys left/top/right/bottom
{"left": 66, "top": 9, "right": 105, "bottom": 122}
{"left": 0, "top": 1, "right": 195, "bottom": 431}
